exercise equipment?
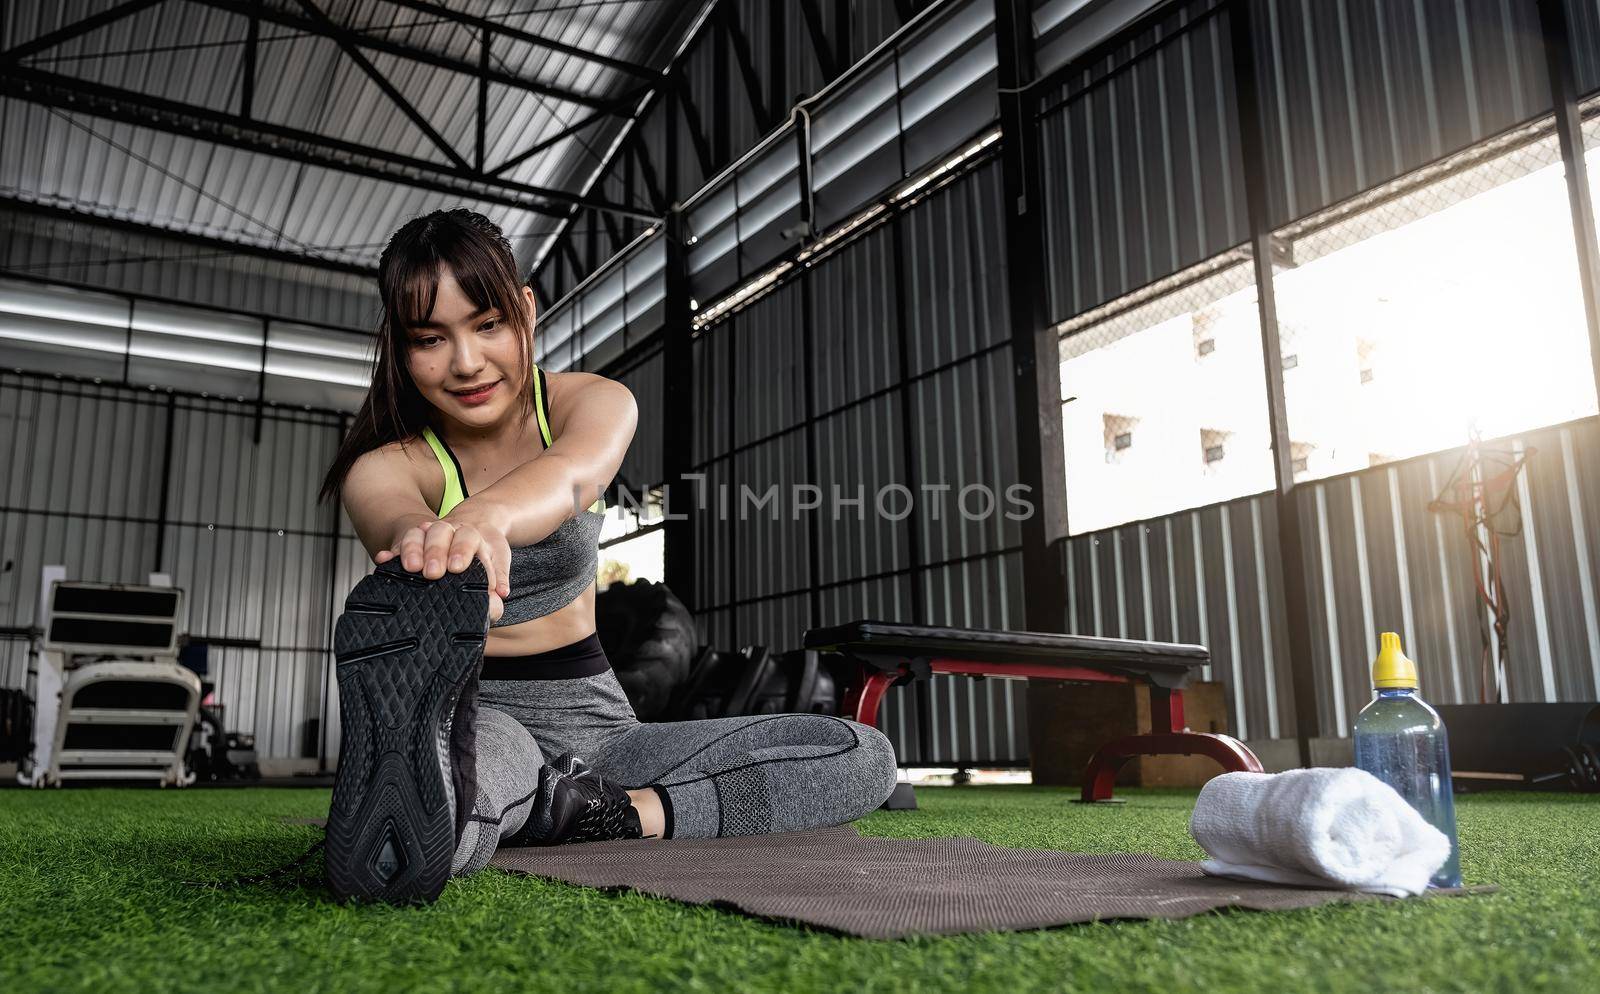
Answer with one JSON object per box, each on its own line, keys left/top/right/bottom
{"left": 18, "top": 576, "right": 200, "bottom": 787}
{"left": 804, "top": 620, "right": 1264, "bottom": 803}
{"left": 595, "top": 578, "right": 697, "bottom": 720}
{"left": 188, "top": 696, "right": 262, "bottom": 783}
{"left": 664, "top": 646, "right": 839, "bottom": 720}
{"left": 1436, "top": 702, "right": 1600, "bottom": 792}
{"left": 0, "top": 687, "right": 32, "bottom": 763}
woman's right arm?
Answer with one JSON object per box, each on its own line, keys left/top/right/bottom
{"left": 341, "top": 442, "right": 437, "bottom": 560}
{"left": 340, "top": 443, "right": 509, "bottom": 620}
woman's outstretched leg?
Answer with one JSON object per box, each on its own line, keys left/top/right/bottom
{"left": 589, "top": 714, "right": 899, "bottom": 839}
{"left": 325, "top": 559, "right": 491, "bottom": 903}
{"left": 451, "top": 705, "right": 544, "bottom": 875}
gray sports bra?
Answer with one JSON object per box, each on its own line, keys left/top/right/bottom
{"left": 420, "top": 365, "right": 605, "bottom": 627}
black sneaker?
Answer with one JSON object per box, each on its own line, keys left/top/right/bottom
{"left": 512, "top": 752, "right": 643, "bottom": 846}
{"left": 324, "top": 558, "right": 489, "bottom": 903}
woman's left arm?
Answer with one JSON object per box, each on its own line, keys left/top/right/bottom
{"left": 446, "top": 374, "right": 638, "bottom": 547}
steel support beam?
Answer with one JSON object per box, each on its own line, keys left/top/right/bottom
{"left": 241, "top": 5, "right": 257, "bottom": 119}
{"left": 992, "top": 0, "right": 1069, "bottom": 641}
{"left": 1, "top": 64, "right": 659, "bottom": 222}
{"left": 769, "top": 0, "right": 789, "bottom": 123}
{"left": 1538, "top": 0, "right": 1600, "bottom": 408}
{"left": 0, "top": 195, "right": 378, "bottom": 277}
{"left": 675, "top": 70, "right": 716, "bottom": 182}
{"left": 528, "top": 0, "right": 720, "bottom": 290}
{"left": 724, "top": 2, "right": 771, "bottom": 132}
{"left": 153, "top": 391, "right": 176, "bottom": 573}
{"left": 632, "top": 137, "right": 666, "bottom": 215}
{"left": 713, "top": 6, "right": 731, "bottom": 166}
{"left": 378, "top": 0, "right": 659, "bottom": 82}
{"left": 660, "top": 203, "right": 697, "bottom": 608}
{"left": 560, "top": 238, "right": 584, "bottom": 281}
{"left": 833, "top": 0, "right": 852, "bottom": 75}
{"left": 660, "top": 69, "right": 696, "bottom": 608}
{"left": 599, "top": 208, "right": 623, "bottom": 257}
{"left": 799, "top": 0, "right": 840, "bottom": 79}
{"left": 189, "top": 0, "right": 620, "bottom": 111}
{"left": 0, "top": 0, "right": 165, "bottom": 64}
{"left": 1229, "top": 0, "right": 1320, "bottom": 766}
{"left": 476, "top": 28, "right": 488, "bottom": 174}
{"left": 490, "top": 97, "right": 649, "bottom": 178}
{"left": 291, "top": 0, "right": 468, "bottom": 172}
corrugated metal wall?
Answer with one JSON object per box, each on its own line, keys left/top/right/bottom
{"left": 1250, "top": 0, "right": 1552, "bottom": 229}
{"left": 4, "top": 0, "right": 1595, "bottom": 772}
{"left": 1063, "top": 416, "right": 1600, "bottom": 740}
{"left": 612, "top": 347, "right": 667, "bottom": 493}
{"left": 0, "top": 209, "right": 378, "bottom": 332}
{"left": 688, "top": 160, "right": 1031, "bottom": 765}
{"left": 0, "top": 371, "right": 351, "bottom": 761}
{"left": 537, "top": 0, "right": 930, "bottom": 304}
{"left": 1039, "top": 0, "right": 1566, "bottom": 326}
{"left": 1569, "top": 0, "right": 1600, "bottom": 95}
{"left": 1039, "top": 0, "right": 1247, "bottom": 322}
{"left": 1063, "top": 490, "right": 1295, "bottom": 741}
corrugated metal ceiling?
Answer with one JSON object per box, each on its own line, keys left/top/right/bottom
{"left": 0, "top": 0, "right": 697, "bottom": 275}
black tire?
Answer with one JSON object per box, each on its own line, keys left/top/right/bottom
{"left": 595, "top": 579, "right": 697, "bottom": 720}
{"left": 0, "top": 688, "right": 32, "bottom": 764}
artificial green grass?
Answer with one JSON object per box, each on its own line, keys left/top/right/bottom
{"left": 1, "top": 786, "right": 1595, "bottom": 994}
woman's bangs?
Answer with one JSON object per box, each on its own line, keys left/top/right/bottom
{"left": 444, "top": 241, "right": 521, "bottom": 326}
{"left": 388, "top": 255, "right": 442, "bottom": 331}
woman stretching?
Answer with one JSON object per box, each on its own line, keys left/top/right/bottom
{"left": 317, "top": 208, "right": 899, "bottom": 903}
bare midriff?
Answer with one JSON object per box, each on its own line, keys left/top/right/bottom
{"left": 484, "top": 579, "right": 599, "bottom": 656}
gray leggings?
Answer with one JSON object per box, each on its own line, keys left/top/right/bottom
{"left": 452, "top": 668, "right": 900, "bottom": 875}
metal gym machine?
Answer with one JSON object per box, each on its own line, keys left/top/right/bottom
{"left": 17, "top": 568, "right": 199, "bottom": 788}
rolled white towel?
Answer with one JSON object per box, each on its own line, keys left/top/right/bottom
{"left": 1188, "top": 767, "right": 1452, "bottom": 897}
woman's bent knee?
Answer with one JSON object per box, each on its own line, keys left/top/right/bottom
{"left": 841, "top": 720, "right": 899, "bottom": 813}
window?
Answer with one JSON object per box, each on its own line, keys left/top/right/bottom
{"left": 596, "top": 488, "right": 666, "bottom": 590}
{"left": 1193, "top": 308, "right": 1219, "bottom": 358}
{"left": 1058, "top": 260, "right": 1274, "bottom": 534}
{"left": 1274, "top": 121, "right": 1598, "bottom": 481}
{"left": 1200, "top": 428, "right": 1230, "bottom": 466}
{"left": 1290, "top": 440, "right": 1315, "bottom": 478}
{"left": 1103, "top": 413, "right": 1138, "bottom": 463}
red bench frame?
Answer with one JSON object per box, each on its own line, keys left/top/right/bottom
{"left": 818, "top": 633, "right": 1263, "bottom": 801}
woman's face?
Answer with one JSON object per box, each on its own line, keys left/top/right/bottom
{"left": 402, "top": 266, "right": 535, "bottom": 431}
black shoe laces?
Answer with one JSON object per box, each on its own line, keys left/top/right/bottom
{"left": 564, "top": 770, "right": 641, "bottom": 843}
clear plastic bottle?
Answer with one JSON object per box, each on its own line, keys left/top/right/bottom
{"left": 1352, "top": 632, "right": 1462, "bottom": 888}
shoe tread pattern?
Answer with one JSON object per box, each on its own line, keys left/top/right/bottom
{"left": 326, "top": 559, "right": 488, "bottom": 903}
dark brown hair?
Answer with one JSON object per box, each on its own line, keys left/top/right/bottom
{"left": 318, "top": 208, "right": 536, "bottom": 504}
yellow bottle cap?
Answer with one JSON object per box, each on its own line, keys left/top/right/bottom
{"left": 1372, "top": 632, "right": 1419, "bottom": 689}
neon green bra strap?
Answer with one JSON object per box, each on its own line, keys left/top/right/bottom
{"left": 421, "top": 425, "right": 466, "bottom": 517}
{"left": 421, "top": 366, "right": 606, "bottom": 519}
{"left": 532, "top": 363, "right": 554, "bottom": 448}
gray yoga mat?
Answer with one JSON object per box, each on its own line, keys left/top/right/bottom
{"left": 490, "top": 823, "right": 1486, "bottom": 939}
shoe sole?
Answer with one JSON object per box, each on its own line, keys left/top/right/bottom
{"left": 326, "top": 558, "right": 488, "bottom": 903}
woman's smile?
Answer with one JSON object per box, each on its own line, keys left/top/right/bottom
{"left": 449, "top": 380, "right": 500, "bottom": 406}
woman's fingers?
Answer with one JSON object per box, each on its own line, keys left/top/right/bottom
{"left": 486, "top": 534, "right": 511, "bottom": 600}
{"left": 421, "top": 521, "right": 457, "bottom": 579}
{"left": 445, "top": 531, "right": 507, "bottom": 623}
{"left": 445, "top": 524, "right": 481, "bottom": 573}
{"left": 393, "top": 520, "right": 435, "bottom": 572}
{"left": 371, "top": 521, "right": 502, "bottom": 619}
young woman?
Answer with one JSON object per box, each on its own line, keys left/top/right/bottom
{"left": 318, "top": 209, "right": 898, "bottom": 903}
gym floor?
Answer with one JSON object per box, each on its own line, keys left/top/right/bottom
{"left": 4, "top": 786, "right": 1595, "bottom": 994}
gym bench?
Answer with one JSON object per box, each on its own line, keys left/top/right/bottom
{"left": 803, "top": 620, "right": 1264, "bottom": 802}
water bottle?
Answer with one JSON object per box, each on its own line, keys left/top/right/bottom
{"left": 1352, "top": 632, "right": 1462, "bottom": 888}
